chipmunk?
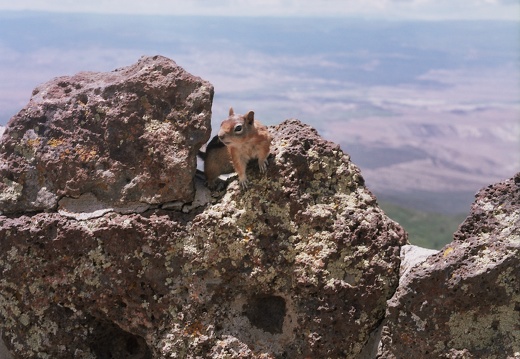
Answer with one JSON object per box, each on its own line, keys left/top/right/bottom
{"left": 202, "top": 108, "right": 272, "bottom": 189}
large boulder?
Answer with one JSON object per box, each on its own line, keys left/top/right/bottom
{"left": 0, "top": 113, "right": 407, "bottom": 357}
{"left": 378, "top": 172, "right": 520, "bottom": 358}
{"left": 0, "top": 55, "right": 213, "bottom": 214}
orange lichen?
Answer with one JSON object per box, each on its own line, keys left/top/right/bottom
{"left": 48, "top": 138, "right": 65, "bottom": 148}
{"left": 26, "top": 138, "right": 41, "bottom": 148}
{"left": 184, "top": 321, "right": 204, "bottom": 337}
{"left": 76, "top": 146, "right": 98, "bottom": 162}
{"left": 443, "top": 247, "right": 454, "bottom": 257}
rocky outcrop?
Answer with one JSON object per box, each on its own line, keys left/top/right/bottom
{"left": 2, "top": 55, "right": 518, "bottom": 359}
{"left": 378, "top": 172, "right": 520, "bottom": 358}
{"left": 0, "top": 55, "right": 213, "bottom": 215}
{"left": 0, "top": 57, "right": 407, "bottom": 358}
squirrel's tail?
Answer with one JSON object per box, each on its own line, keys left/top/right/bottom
{"left": 199, "top": 135, "right": 225, "bottom": 160}
{"left": 197, "top": 149, "right": 207, "bottom": 160}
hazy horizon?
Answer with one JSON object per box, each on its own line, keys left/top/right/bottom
{"left": 2, "top": 0, "right": 519, "bottom": 20}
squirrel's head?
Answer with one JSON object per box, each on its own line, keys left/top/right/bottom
{"left": 218, "top": 108, "right": 255, "bottom": 146}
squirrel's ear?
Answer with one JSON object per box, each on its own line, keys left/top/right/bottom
{"left": 245, "top": 110, "right": 254, "bottom": 125}
{"left": 229, "top": 107, "right": 234, "bottom": 116}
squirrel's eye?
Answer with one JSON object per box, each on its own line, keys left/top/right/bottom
{"left": 234, "top": 125, "right": 243, "bottom": 133}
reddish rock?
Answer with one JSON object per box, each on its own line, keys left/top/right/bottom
{"left": 3, "top": 54, "right": 517, "bottom": 358}
{"left": 0, "top": 118, "right": 407, "bottom": 358}
{"left": 378, "top": 172, "right": 520, "bottom": 358}
{"left": 0, "top": 55, "right": 213, "bottom": 214}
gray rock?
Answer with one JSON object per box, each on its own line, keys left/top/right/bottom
{"left": 399, "top": 244, "right": 438, "bottom": 282}
{"left": 0, "top": 331, "right": 13, "bottom": 359}
{"left": 378, "top": 173, "right": 520, "bottom": 358}
{"left": 57, "top": 192, "right": 152, "bottom": 220}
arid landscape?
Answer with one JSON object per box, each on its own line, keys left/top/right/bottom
{"left": 1, "top": 13, "right": 518, "bottom": 246}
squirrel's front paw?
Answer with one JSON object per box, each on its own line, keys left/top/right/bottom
{"left": 258, "top": 158, "right": 268, "bottom": 173}
{"left": 239, "top": 179, "right": 249, "bottom": 190}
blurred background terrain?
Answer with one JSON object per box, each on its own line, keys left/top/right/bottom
{"left": 1, "top": 1, "right": 519, "bottom": 248}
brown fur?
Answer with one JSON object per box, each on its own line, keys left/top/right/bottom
{"left": 203, "top": 107, "right": 272, "bottom": 189}
{"left": 203, "top": 135, "right": 234, "bottom": 188}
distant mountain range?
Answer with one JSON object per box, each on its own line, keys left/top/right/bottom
{"left": 0, "top": 12, "right": 518, "bottom": 215}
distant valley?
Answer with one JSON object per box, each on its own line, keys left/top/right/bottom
{"left": 0, "top": 13, "right": 518, "bottom": 247}
{"left": 324, "top": 106, "right": 519, "bottom": 213}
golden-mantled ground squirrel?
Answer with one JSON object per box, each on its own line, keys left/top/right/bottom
{"left": 202, "top": 108, "right": 272, "bottom": 189}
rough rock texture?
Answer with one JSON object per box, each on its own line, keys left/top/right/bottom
{"left": 0, "top": 55, "right": 213, "bottom": 214}
{"left": 399, "top": 244, "right": 438, "bottom": 281}
{"left": 378, "top": 172, "right": 520, "bottom": 359}
{"left": 0, "top": 331, "right": 13, "bottom": 359}
{"left": 0, "top": 113, "right": 407, "bottom": 357}
{"left": 3, "top": 56, "right": 519, "bottom": 358}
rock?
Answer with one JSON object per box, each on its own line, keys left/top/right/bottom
{"left": 399, "top": 244, "right": 438, "bottom": 282}
{"left": 378, "top": 172, "right": 520, "bottom": 358}
{"left": 0, "top": 55, "right": 214, "bottom": 214}
{"left": 0, "top": 118, "right": 407, "bottom": 358}
{"left": 0, "top": 331, "right": 13, "bottom": 359}
{"left": 57, "top": 192, "right": 151, "bottom": 220}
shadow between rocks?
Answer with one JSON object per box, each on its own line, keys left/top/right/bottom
{"left": 88, "top": 318, "right": 152, "bottom": 359}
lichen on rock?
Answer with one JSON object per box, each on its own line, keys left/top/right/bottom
{"left": 378, "top": 172, "right": 520, "bottom": 358}
{"left": 0, "top": 79, "right": 407, "bottom": 358}
{"left": 0, "top": 55, "right": 213, "bottom": 214}
{"left": 3, "top": 56, "right": 518, "bottom": 358}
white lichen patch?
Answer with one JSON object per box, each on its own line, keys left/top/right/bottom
{"left": 32, "top": 187, "right": 58, "bottom": 209}
{"left": 19, "top": 313, "right": 30, "bottom": 327}
{"left": 304, "top": 203, "right": 334, "bottom": 221}
{"left": 293, "top": 231, "right": 339, "bottom": 285}
{"left": 6, "top": 246, "right": 19, "bottom": 262}
{"left": 476, "top": 198, "right": 496, "bottom": 213}
{"left": 468, "top": 246, "right": 510, "bottom": 277}
{"left": 497, "top": 209, "right": 520, "bottom": 238}
{"left": 410, "top": 312, "right": 427, "bottom": 331}
{"left": 144, "top": 118, "right": 178, "bottom": 140}
{"left": 0, "top": 178, "right": 23, "bottom": 203}
{"left": 23, "top": 317, "right": 59, "bottom": 357}
{"left": 0, "top": 279, "right": 24, "bottom": 330}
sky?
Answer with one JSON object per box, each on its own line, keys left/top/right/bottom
{"left": 0, "top": 0, "right": 519, "bottom": 20}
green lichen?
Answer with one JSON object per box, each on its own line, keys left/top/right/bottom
{"left": 0, "top": 280, "right": 23, "bottom": 330}
{"left": 326, "top": 247, "right": 364, "bottom": 286}
{"left": 72, "top": 239, "right": 111, "bottom": 288}
{"left": 497, "top": 265, "right": 519, "bottom": 296}
{"left": 12, "top": 130, "right": 41, "bottom": 160}
{"left": 447, "top": 305, "right": 520, "bottom": 355}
